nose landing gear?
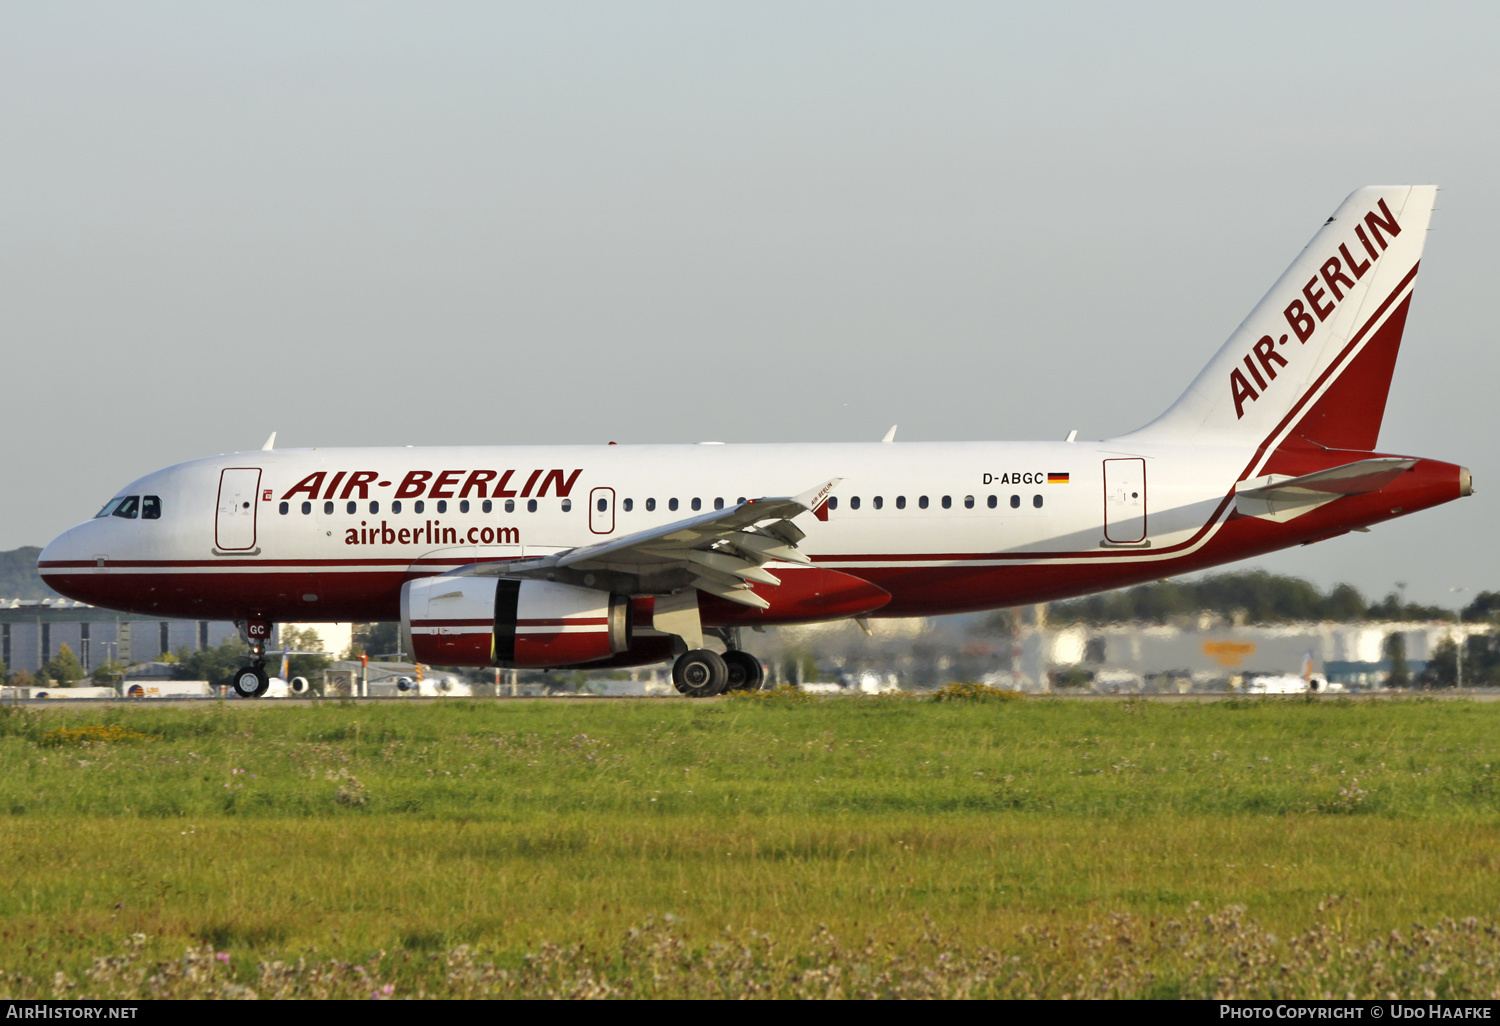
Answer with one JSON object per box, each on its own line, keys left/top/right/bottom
{"left": 232, "top": 664, "right": 270, "bottom": 699}
{"left": 232, "top": 618, "right": 273, "bottom": 699}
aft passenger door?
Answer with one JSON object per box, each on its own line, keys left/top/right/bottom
{"left": 1102, "top": 458, "right": 1147, "bottom": 544}
{"left": 589, "top": 487, "right": 615, "bottom": 535}
{"left": 216, "top": 468, "right": 262, "bottom": 551}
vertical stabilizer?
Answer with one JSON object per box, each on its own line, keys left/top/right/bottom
{"left": 1121, "top": 186, "right": 1436, "bottom": 452}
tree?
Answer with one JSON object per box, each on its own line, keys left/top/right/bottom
{"left": 1462, "top": 591, "right": 1500, "bottom": 624}
{"left": 352, "top": 622, "right": 403, "bottom": 659}
{"left": 42, "top": 643, "right": 84, "bottom": 686}
{"left": 91, "top": 660, "right": 126, "bottom": 687}
{"left": 279, "top": 626, "right": 332, "bottom": 682}
{"left": 1325, "top": 584, "right": 1367, "bottom": 622}
{"left": 173, "top": 637, "right": 250, "bottom": 683}
{"left": 1383, "top": 632, "right": 1409, "bottom": 688}
{"left": 0, "top": 659, "right": 7, "bottom": 686}
{"left": 1420, "top": 636, "right": 1458, "bottom": 688}
{"left": 1367, "top": 592, "right": 1453, "bottom": 622}
{"left": 1461, "top": 633, "right": 1500, "bottom": 687}
{"left": 1049, "top": 571, "right": 1375, "bottom": 626}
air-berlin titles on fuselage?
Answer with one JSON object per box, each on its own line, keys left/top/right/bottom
{"left": 1229, "top": 198, "right": 1404, "bottom": 420}
{"left": 278, "top": 468, "right": 582, "bottom": 502}
{"left": 278, "top": 468, "right": 577, "bottom": 547}
{"left": 346, "top": 521, "right": 519, "bottom": 547}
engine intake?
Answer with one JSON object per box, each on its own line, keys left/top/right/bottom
{"left": 401, "top": 576, "right": 629, "bottom": 668}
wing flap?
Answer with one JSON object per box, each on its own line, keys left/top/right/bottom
{"left": 445, "top": 478, "right": 841, "bottom": 609}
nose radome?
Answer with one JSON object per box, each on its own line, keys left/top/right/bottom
{"left": 38, "top": 528, "right": 73, "bottom": 571}
{"left": 38, "top": 525, "right": 97, "bottom": 602}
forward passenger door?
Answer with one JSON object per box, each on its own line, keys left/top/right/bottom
{"left": 215, "top": 468, "right": 262, "bottom": 551}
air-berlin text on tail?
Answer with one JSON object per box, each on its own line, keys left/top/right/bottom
{"left": 1230, "top": 199, "right": 1404, "bottom": 419}
{"left": 278, "top": 468, "right": 584, "bottom": 502}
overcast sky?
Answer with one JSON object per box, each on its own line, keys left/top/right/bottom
{"left": 2, "top": 2, "right": 1496, "bottom": 608}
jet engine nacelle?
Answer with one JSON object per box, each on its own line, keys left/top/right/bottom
{"left": 400, "top": 576, "right": 630, "bottom": 668}
{"left": 288, "top": 676, "right": 311, "bottom": 696}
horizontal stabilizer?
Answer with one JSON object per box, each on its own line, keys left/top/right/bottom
{"left": 1235, "top": 457, "right": 1416, "bottom": 522}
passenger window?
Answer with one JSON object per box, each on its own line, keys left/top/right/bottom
{"left": 691, "top": 498, "right": 702, "bottom": 511}
{"left": 918, "top": 496, "right": 929, "bottom": 510}
{"left": 370, "top": 501, "right": 380, "bottom": 514}
{"left": 415, "top": 500, "right": 425, "bottom": 514}
{"left": 112, "top": 496, "right": 140, "bottom": 520}
{"left": 873, "top": 496, "right": 883, "bottom": 510}
{"left": 435, "top": 500, "right": 446, "bottom": 514}
{"left": 646, "top": 498, "right": 656, "bottom": 512}
{"left": 483, "top": 499, "right": 493, "bottom": 513}
{"left": 1033, "top": 494, "right": 1043, "bottom": 508}
{"left": 561, "top": 498, "right": 572, "bottom": 512}
{"left": 828, "top": 496, "right": 838, "bottom": 510}
{"left": 623, "top": 498, "right": 633, "bottom": 512}
{"left": 941, "top": 495, "right": 952, "bottom": 509}
{"left": 347, "top": 501, "right": 357, "bottom": 514}
{"left": 987, "top": 495, "right": 997, "bottom": 509}
{"left": 1010, "top": 495, "right": 1020, "bottom": 509}
{"left": 527, "top": 499, "right": 538, "bottom": 512}
{"left": 302, "top": 501, "right": 312, "bottom": 515}
{"left": 505, "top": 499, "right": 515, "bottom": 513}
{"left": 714, "top": 497, "right": 724, "bottom": 510}
{"left": 142, "top": 496, "right": 161, "bottom": 520}
{"left": 669, "top": 498, "right": 679, "bottom": 512}
{"left": 850, "top": 496, "right": 861, "bottom": 510}
{"left": 597, "top": 498, "right": 608, "bottom": 512}
{"left": 964, "top": 495, "right": 974, "bottom": 509}
{"left": 460, "top": 500, "right": 470, "bottom": 514}
{"left": 737, "top": 497, "right": 746, "bottom": 505}
{"left": 392, "top": 500, "right": 403, "bottom": 514}
{"left": 896, "top": 496, "right": 906, "bottom": 510}
{"left": 279, "top": 501, "right": 289, "bottom": 515}
{"left": 324, "top": 501, "right": 334, "bottom": 515}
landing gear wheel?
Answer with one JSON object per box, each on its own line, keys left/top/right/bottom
{"left": 231, "top": 664, "right": 269, "bottom": 699}
{"left": 722, "top": 650, "right": 765, "bottom": 692}
{"left": 673, "top": 649, "right": 729, "bottom": 698}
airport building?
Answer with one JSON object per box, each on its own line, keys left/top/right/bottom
{"left": 1020, "top": 619, "right": 1488, "bottom": 691}
{"left": 0, "top": 598, "right": 246, "bottom": 674}
{"left": 0, "top": 598, "right": 354, "bottom": 676}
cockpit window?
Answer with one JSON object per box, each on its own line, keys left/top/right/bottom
{"left": 142, "top": 496, "right": 161, "bottom": 520}
{"left": 111, "top": 496, "right": 140, "bottom": 520}
{"left": 94, "top": 498, "right": 126, "bottom": 519}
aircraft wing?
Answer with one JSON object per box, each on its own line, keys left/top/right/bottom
{"left": 453, "top": 478, "right": 841, "bottom": 608}
{"left": 1235, "top": 458, "right": 1416, "bottom": 522}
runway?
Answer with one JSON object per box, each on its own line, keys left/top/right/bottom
{"left": 8, "top": 689, "right": 1500, "bottom": 708}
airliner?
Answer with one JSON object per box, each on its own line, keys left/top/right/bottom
{"left": 39, "top": 186, "right": 1471, "bottom": 698}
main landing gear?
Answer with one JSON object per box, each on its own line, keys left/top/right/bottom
{"left": 671, "top": 629, "right": 765, "bottom": 698}
{"left": 231, "top": 618, "right": 273, "bottom": 699}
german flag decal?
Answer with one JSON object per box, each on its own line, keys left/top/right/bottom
{"left": 1048, "top": 472, "right": 1069, "bottom": 484}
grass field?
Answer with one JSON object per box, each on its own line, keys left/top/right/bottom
{"left": 3, "top": 692, "right": 1500, "bottom": 998}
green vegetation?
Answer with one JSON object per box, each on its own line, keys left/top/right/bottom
{"left": 2, "top": 696, "right": 1500, "bottom": 997}
{"left": 1048, "top": 570, "right": 1460, "bottom": 627}
{"left": 0, "top": 546, "right": 56, "bottom": 600}
{"left": 40, "top": 643, "right": 85, "bottom": 686}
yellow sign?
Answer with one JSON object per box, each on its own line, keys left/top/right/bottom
{"left": 1203, "top": 641, "right": 1256, "bottom": 666}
